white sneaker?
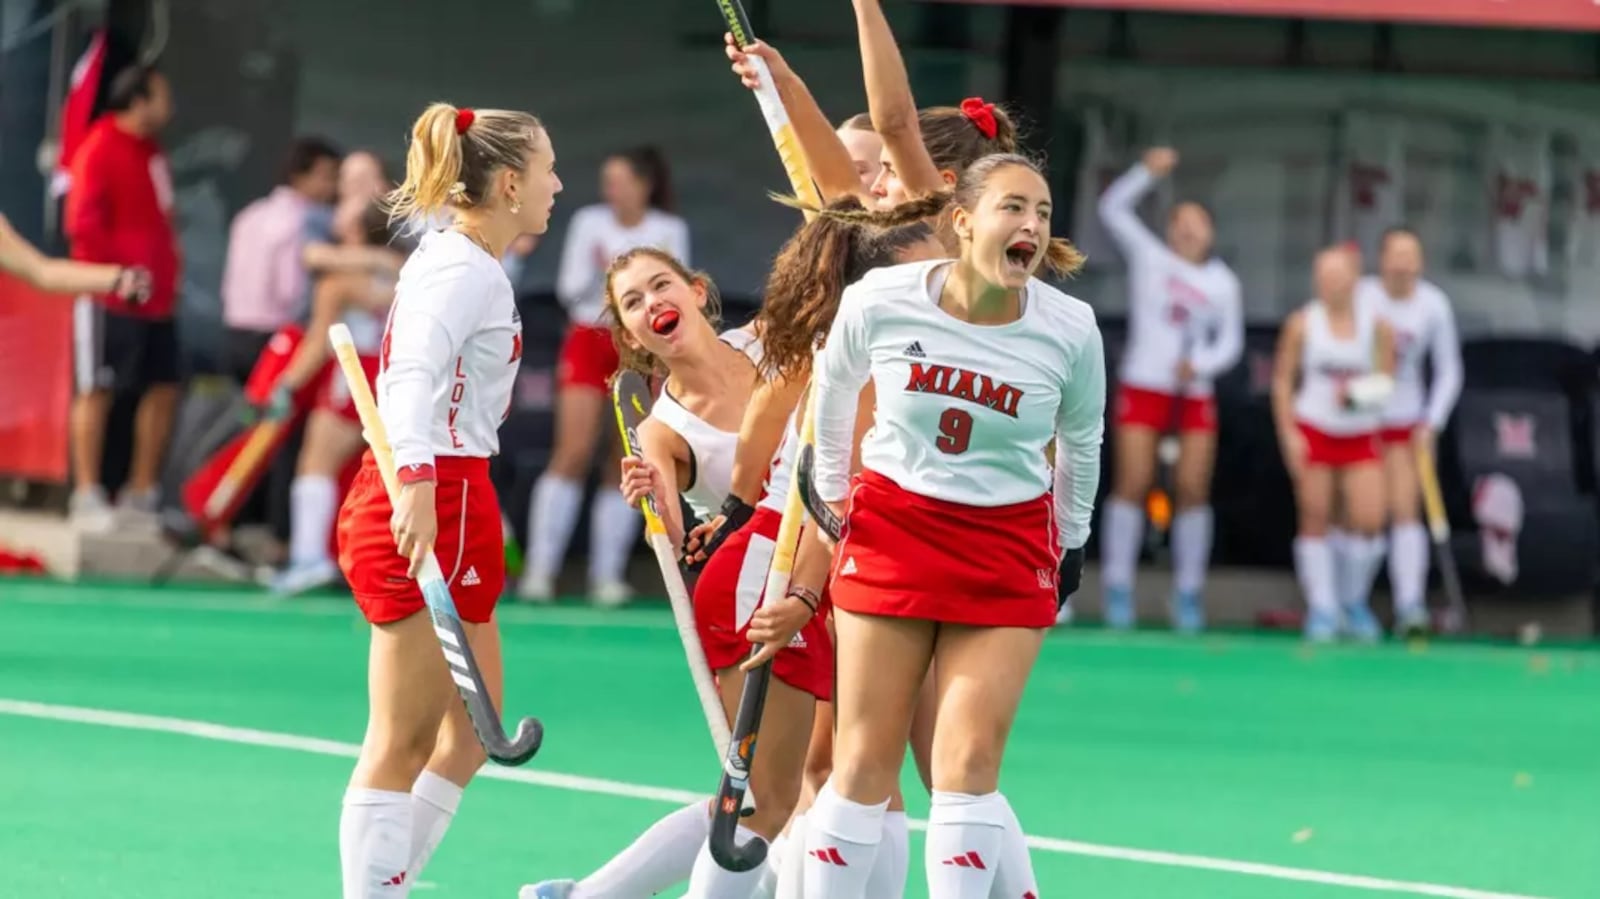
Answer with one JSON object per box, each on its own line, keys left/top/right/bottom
{"left": 270, "top": 558, "right": 341, "bottom": 596}
{"left": 590, "top": 579, "right": 633, "bottom": 608}
{"left": 517, "top": 571, "right": 555, "bottom": 603}
{"left": 1055, "top": 598, "right": 1075, "bottom": 626}
{"left": 70, "top": 486, "right": 117, "bottom": 534}
{"left": 115, "top": 487, "right": 162, "bottom": 531}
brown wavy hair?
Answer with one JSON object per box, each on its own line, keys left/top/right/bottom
{"left": 602, "top": 247, "right": 723, "bottom": 377}
{"left": 783, "top": 152, "right": 1084, "bottom": 278}
{"left": 757, "top": 196, "right": 936, "bottom": 382}
{"left": 919, "top": 103, "right": 1019, "bottom": 175}
{"left": 385, "top": 103, "right": 545, "bottom": 225}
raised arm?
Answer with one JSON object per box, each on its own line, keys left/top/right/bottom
{"left": 724, "top": 35, "right": 867, "bottom": 203}
{"left": 1053, "top": 324, "right": 1107, "bottom": 552}
{"left": 1098, "top": 149, "right": 1176, "bottom": 261}
{"left": 852, "top": 0, "right": 945, "bottom": 197}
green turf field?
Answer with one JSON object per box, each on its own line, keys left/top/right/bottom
{"left": 1, "top": 579, "right": 1597, "bottom": 898}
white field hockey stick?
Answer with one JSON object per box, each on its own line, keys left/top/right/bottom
{"left": 610, "top": 372, "right": 750, "bottom": 800}
{"left": 709, "top": 0, "right": 822, "bottom": 872}
{"left": 326, "top": 323, "right": 544, "bottom": 766}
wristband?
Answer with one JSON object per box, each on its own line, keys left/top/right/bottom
{"left": 787, "top": 586, "right": 820, "bottom": 614}
{"left": 397, "top": 462, "right": 437, "bottom": 485}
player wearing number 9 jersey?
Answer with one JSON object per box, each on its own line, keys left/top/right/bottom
{"left": 802, "top": 153, "right": 1103, "bottom": 899}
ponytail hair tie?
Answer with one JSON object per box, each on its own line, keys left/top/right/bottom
{"left": 454, "top": 108, "right": 476, "bottom": 135}
{"left": 960, "top": 97, "right": 998, "bottom": 140}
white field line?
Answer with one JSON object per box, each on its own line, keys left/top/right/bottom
{"left": 0, "top": 699, "right": 1552, "bottom": 899}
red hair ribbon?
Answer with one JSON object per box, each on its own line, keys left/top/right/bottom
{"left": 454, "top": 108, "right": 476, "bottom": 135}
{"left": 960, "top": 97, "right": 998, "bottom": 140}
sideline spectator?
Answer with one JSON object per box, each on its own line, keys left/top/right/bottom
{"left": 64, "top": 63, "right": 180, "bottom": 531}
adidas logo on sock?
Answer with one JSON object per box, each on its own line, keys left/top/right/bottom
{"left": 810, "top": 847, "right": 849, "bottom": 866}
{"left": 382, "top": 871, "right": 408, "bottom": 886}
{"left": 903, "top": 340, "right": 926, "bottom": 358}
{"left": 840, "top": 557, "right": 858, "bottom": 576}
{"left": 460, "top": 566, "right": 481, "bottom": 587}
{"left": 942, "top": 851, "right": 988, "bottom": 870}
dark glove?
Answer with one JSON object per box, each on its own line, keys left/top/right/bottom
{"left": 683, "top": 494, "right": 755, "bottom": 573}
{"left": 112, "top": 266, "right": 153, "bottom": 306}
{"left": 1057, "top": 545, "right": 1085, "bottom": 610}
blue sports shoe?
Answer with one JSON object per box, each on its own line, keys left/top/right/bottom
{"left": 1171, "top": 589, "right": 1205, "bottom": 634}
{"left": 1303, "top": 609, "right": 1340, "bottom": 643}
{"left": 1341, "top": 603, "right": 1382, "bottom": 644}
{"left": 519, "top": 880, "right": 575, "bottom": 899}
{"left": 1103, "top": 585, "right": 1135, "bottom": 630}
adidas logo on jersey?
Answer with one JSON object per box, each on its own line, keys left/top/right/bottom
{"left": 840, "top": 557, "right": 858, "bottom": 576}
{"left": 903, "top": 341, "right": 926, "bottom": 358}
{"left": 460, "top": 566, "right": 481, "bottom": 587}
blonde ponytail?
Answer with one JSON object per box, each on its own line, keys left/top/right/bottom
{"left": 385, "top": 102, "right": 545, "bottom": 227}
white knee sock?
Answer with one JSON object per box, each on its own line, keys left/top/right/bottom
{"left": 774, "top": 813, "right": 810, "bottom": 899}
{"left": 1345, "top": 534, "right": 1387, "bottom": 608}
{"left": 340, "top": 787, "right": 414, "bottom": 898}
{"left": 803, "top": 782, "right": 886, "bottom": 899}
{"left": 588, "top": 489, "right": 641, "bottom": 587}
{"left": 751, "top": 831, "right": 784, "bottom": 899}
{"left": 864, "top": 811, "right": 909, "bottom": 899}
{"left": 288, "top": 474, "right": 338, "bottom": 566}
{"left": 925, "top": 791, "right": 1006, "bottom": 899}
{"left": 526, "top": 474, "right": 582, "bottom": 581}
{"left": 988, "top": 796, "right": 1038, "bottom": 899}
{"left": 1099, "top": 499, "right": 1144, "bottom": 590}
{"left": 576, "top": 801, "right": 708, "bottom": 897}
{"left": 1390, "top": 522, "right": 1430, "bottom": 616}
{"left": 406, "top": 771, "right": 462, "bottom": 884}
{"left": 1326, "top": 528, "right": 1355, "bottom": 607}
{"left": 1170, "top": 505, "right": 1213, "bottom": 595}
{"left": 1294, "top": 537, "right": 1337, "bottom": 616}
{"left": 685, "top": 827, "right": 771, "bottom": 898}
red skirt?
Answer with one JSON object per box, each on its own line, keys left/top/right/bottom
{"left": 1115, "top": 384, "right": 1217, "bottom": 433}
{"left": 1378, "top": 423, "right": 1416, "bottom": 448}
{"left": 693, "top": 507, "right": 833, "bottom": 702}
{"left": 556, "top": 324, "right": 620, "bottom": 392}
{"left": 1296, "top": 421, "right": 1380, "bottom": 468}
{"left": 828, "top": 469, "right": 1059, "bottom": 628}
{"left": 337, "top": 453, "right": 505, "bottom": 624}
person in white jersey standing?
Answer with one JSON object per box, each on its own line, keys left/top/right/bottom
{"left": 519, "top": 147, "right": 689, "bottom": 606}
{"left": 1272, "top": 246, "right": 1396, "bottom": 643}
{"left": 805, "top": 153, "right": 1103, "bottom": 899}
{"left": 1096, "top": 146, "right": 1243, "bottom": 632}
{"left": 1355, "top": 227, "right": 1461, "bottom": 636}
{"left": 270, "top": 200, "right": 408, "bottom": 595}
{"left": 333, "top": 102, "right": 562, "bottom": 898}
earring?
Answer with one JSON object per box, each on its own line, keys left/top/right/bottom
{"left": 509, "top": 199, "right": 522, "bottom": 215}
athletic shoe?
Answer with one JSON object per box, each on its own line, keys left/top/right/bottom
{"left": 1103, "top": 584, "right": 1135, "bottom": 630}
{"left": 1303, "top": 609, "right": 1340, "bottom": 643}
{"left": 69, "top": 486, "right": 116, "bottom": 534}
{"left": 516, "top": 571, "right": 556, "bottom": 604}
{"left": 591, "top": 579, "right": 633, "bottom": 608}
{"left": 1170, "top": 589, "right": 1205, "bottom": 634}
{"left": 1054, "top": 598, "right": 1075, "bottom": 626}
{"left": 1341, "top": 603, "right": 1382, "bottom": 644}
{"left": 1393, "top": 606, "right": 1430, "bottom": 639}
{"left": 269, "top": 558, "right": 340, "bottom": 596}
{"left": 518, "top": 879, "right": 576, "bottom": 898}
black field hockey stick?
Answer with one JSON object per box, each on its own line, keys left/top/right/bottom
{"left": 796, "top": 443, "right": 842, "bottom": 541}
{"left": 328, "top": 324, "right": 543, "bottom": 766}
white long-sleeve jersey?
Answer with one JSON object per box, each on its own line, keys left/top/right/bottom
{"left": 377, "top": 230, "right": 521, "bottom": 483}
{"left": 555, "top": 205, "right": 690, "bottom": 325}
{"left": 1099, "top": 164, "right": 1243, "bottom": 396}
{"left": 1355, "top": 276, "right": 1461, "bottom": 431}
{"left": 811, "top": 260, "right": 1106, "bottom": 552}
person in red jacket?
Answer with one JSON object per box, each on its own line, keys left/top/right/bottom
{"left": 64, "top": 63, "right": 180, "bottom": 531}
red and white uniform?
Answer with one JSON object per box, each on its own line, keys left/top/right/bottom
{"left": 319, "top": 284, "right": 392, "bottom": 425}
{"left": 1099, "top": 163, "right": 1242, "bottom": 433}
{"left": 1293, "top": 298, "right": 1382, "bottom": 468}
{"left": 1355, "top": 276, "right": 1461, "bottom": 447}
{"left": 651, "top": 329, "right": 832, "bottom": 700}
{"left": 812, "top": 260, "right": 1106, "bottom": 629}
{"left": 555, "top": 204, "right": 690, "bottom": 390}
{"left": 337, "top": 230, "right": 522, "bottom": 624}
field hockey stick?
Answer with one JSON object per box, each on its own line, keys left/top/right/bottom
{"left": 327, "top": 323, "right": 544, "bottom": 766}
{"left": 610, "top": 372, "right": 746, "bottom": 776}
{"left": 717, "top": 0, "right": 824, "bottom": 211}
{"left": 1414, "top": 438, "right": 1467, "bottom": 635}
{"left": 203, "top": 419, "right": 282, "bottom": 520}
{"left": 796, "top": 443, "right": 841, "bottom": 541}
